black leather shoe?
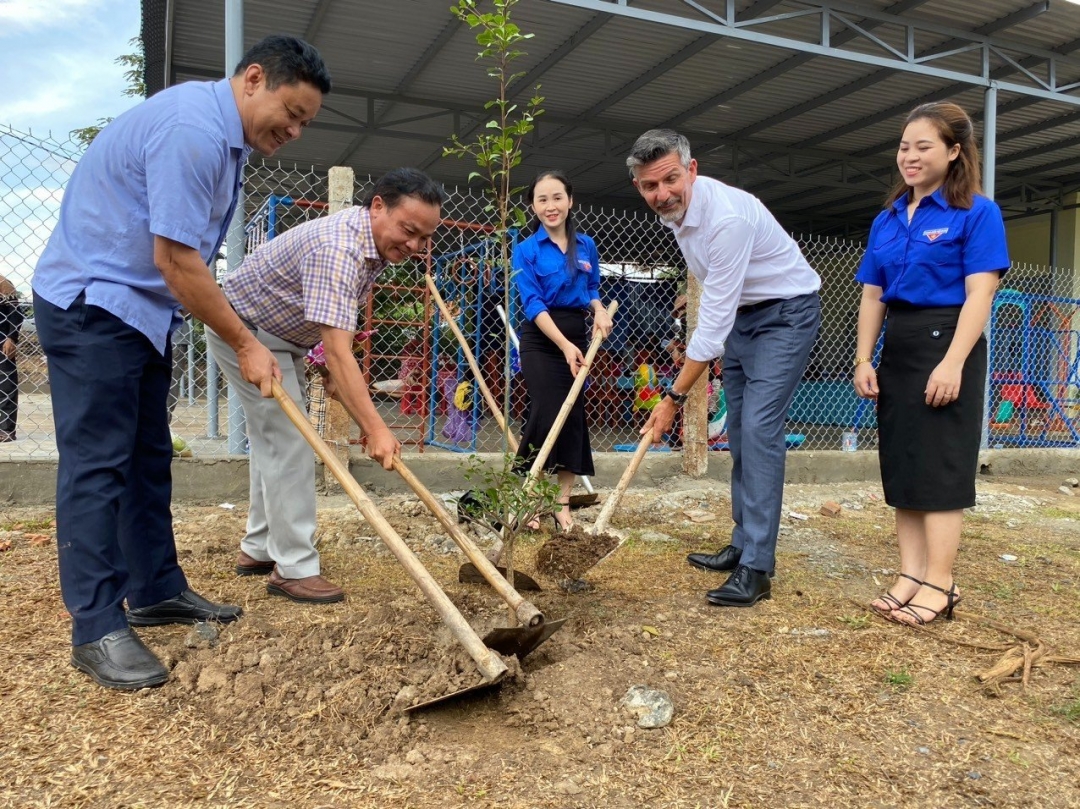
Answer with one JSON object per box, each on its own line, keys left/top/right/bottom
{"left": 126, "top": 589, "right": 243, "bottom": 626}
{"left": 687, "top": 544, "right": 742, "bottom": 572}
{"left": 71, "top": 628, "right": 168, "bottom": 690}
{"left": 706, "top": 565, "right": 772, "bottom": 607}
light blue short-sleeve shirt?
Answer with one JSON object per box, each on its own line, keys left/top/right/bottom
{"left": 33, "top": 78, "right": 250, "bottom": 354}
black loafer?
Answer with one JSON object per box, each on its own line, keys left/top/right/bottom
{"left": 687, "top": 544, "right": 742, "bottom": 572}
{"left": 71, "top": 628, "right": 168, "bottom": 690}
{"left": 706, "top": 565, "right": 772, "bottom": 607}
{"left": 127, "top": 589, "right": 243, "bottom": 626}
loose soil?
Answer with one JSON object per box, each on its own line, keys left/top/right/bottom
{"left": 1, "top": 474, "right": 1079, "bottom": 808}
{"left": 535, "top": 525, "right": 621, "bottom": 582}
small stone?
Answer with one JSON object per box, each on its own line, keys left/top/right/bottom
{"left": 917, "top": 746, "right": 931, "bottom": 755}
{"left": 1000, "top": 554, "right": 1018, "bottom": 563}
{"left": 788, "top": 511, "right": 809, "bottom": 521}
{"left": 620, "top": 685, "right": 674, "bottom": 729}
{"left": 968, "top": 772, "right": 982, "bottom": 780}
{"left": 404, "top": 749, "right": 425, "bottom": 765}
{"left": 664, "top": 670, "right": 678, "bottom": 681}
{"left": 184, "top": 622, "right": 220, "bottom": 648}
{"left": 1058, "top": 486, "right": 1075, "bottom": 496}
{"left": 1065, "top": 478, "right": 1079, "bottom": 488}
{"left": 819, "top": 501, "right": 842, "bottom": 518}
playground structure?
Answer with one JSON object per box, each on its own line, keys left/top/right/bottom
{"left": 426, "top": 225, "right": 521, "bottom": 453}
{"left": 987, "top": 289, "right": 1080, "bottom": 447}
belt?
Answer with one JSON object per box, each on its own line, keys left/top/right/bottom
{"left": 736, "top": 297, "right": 785, "bottom": 315}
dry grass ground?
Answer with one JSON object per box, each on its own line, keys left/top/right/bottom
{"left": 1, "top": 474, "right": 1078, "bottom": 808}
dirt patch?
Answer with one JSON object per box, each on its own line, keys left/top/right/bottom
{"left": 1, "top": 475, "right": 1079, "bottom": 807}
{"left": 535, "top": 524, "right": 621, "bottom": 581}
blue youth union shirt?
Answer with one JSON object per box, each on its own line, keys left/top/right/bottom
{"left": 856, "top": 189, "right": 1009, "bottom": 307}
{"left": 512, "top": 229, "right": 601, "bottom": 322}
{"left": 33, "top": 78, "right": 250, "bottom": 354}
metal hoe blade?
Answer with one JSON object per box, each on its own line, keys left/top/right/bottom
{"left": 404, "top": 671, "right": 507, "bottom": 713}
{"left": 482, "top": 617, "right": 568, "bottom": 660}
{"left": 458, "top": 562, "right": 542, "bottom": 592}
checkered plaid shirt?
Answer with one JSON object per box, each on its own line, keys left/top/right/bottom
{"left": 224, "top": 207, "right": 388, "bottom": 348}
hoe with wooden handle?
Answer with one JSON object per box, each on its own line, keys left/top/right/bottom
{"left": 271, "top": 380, "right": 507, "bottom": 699}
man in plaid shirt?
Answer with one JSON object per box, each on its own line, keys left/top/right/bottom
{"left": 207, "top": 168, "right": 444, "bottom": 603}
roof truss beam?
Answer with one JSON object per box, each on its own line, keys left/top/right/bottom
{"left": 545, "top": 0, "right": 1080, "bottom": 106}
{"left": 332, "top": 17, "right": 461, "bottom": 166}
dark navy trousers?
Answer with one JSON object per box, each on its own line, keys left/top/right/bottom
{"left": 34, "top": 292, "right": 187, "bottom": 646}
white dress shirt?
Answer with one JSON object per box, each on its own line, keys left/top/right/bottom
{"left": 669, "top": 176, "right": 821, "bottom": 362}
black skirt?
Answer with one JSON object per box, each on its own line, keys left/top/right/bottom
{"left": 516, "top": 308, "right": 594, "bottom": 477}
{"left": 877, "top": 305, "right": 986, "bottom": 511}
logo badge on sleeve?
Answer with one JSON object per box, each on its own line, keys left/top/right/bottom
{"left": 922, "top": 227, "right": 949, "bottom": 242}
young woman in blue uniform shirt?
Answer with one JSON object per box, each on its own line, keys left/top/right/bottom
{"left": 854, "top": 102, "right": 1009, "bottom": 626}
{"left": 513, "top": 170, "right": 613, "bottom": 531}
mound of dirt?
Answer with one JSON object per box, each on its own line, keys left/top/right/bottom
{"left": 535, "top": 525, "right": 620, "bottom": 581}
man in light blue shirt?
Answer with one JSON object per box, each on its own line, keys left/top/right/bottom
{"left": 32, "top": 35, "right": 331, "bottom": 690}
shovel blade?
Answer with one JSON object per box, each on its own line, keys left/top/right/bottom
{"left": 482, "top": 617, "right": 567, "bottom": 660}
{"left": 458, "top": 563, "right": 542, "bottom": 592}
{"left": 568, "top": 493, "right": 599, "bottom": 508}
{"left": 404, "top": 671, "right": 506, "bottom": 713}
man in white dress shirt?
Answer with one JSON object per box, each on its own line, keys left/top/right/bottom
{"left": 630, "top": 129, "right": 821, "bottom": 607}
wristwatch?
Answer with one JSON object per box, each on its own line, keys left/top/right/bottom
{"left": 663, "top": 386, "right": 689, "bottom": 406}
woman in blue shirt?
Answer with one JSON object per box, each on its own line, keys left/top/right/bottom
{"left": 513, "top": 170, "right": 613, "bottom": 531}
{"left": 854, "top": 102, "right": 1008, "bottom": 626}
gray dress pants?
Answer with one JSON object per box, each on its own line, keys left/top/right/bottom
{"left": 206, "top": 326, "right": 321, "bottom": 578}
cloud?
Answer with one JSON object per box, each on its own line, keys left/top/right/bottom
{"left": 0, "top": 0, "right": 101, "bottom": 33}
{"left": 0, "top": 0, "right": 140, "bottom": 138}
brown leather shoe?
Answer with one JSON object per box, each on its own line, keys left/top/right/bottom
{"left": 236, "top": 551, "right": 276, "bottom": 576}
{"left": 267, "top": 570, "right": 345, "bottom": 604}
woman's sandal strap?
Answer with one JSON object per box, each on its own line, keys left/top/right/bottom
{"left": 895, "top": 602, "right": 940, "bottom": 626}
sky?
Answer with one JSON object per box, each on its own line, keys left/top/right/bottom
{"left": 0, "top": 0, "right": 141, "bottom": 294}
{"left": 0, "top": 0, "right": 142, "bottom": 138}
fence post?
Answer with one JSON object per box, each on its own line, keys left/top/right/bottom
{"left": 321, "top": 166, "right": 355, "bottom": 491}
{"left": 683, "top": 273, "right": 708, "bottom": 476}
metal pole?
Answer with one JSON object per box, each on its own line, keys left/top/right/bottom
{"left": 224, "top": 0, "right": 247, "bottom": 454}
{"left": 186, "top": 338, "right": 196, "bottom": 404}
{"left": 983, "top": 83, "right": 997, "bottom": 201}
{"left": 207, "top": 350, "right": 220, "bottom": 439}
{"left": 980, "top": 83, "right": 998, "bottom": 450}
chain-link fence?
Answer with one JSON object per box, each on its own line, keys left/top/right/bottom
{"left": 3, "top": 123, "right": 1078, "bottom": 459}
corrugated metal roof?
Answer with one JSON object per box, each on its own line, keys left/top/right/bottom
{"left": 149, "top": 0, "right": 1080, "bottom": 236}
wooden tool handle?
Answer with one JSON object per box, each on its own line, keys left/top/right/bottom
{"left": 271, "top": 380, "right": 506, "bottom": 682}
{"left": 391, "top": 457, "right": 542, "bottom": 628}
{"left": 591, "top": 429, "right": 653, "bottom": 535}
{"left": 427, "top": 275, "right": 519, "bottom": 453}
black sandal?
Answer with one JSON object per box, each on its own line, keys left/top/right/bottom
{"left": 871, "top": 573, "right": 923, "bottom": 617}
{"left": 893, "top": 581, "right": 961, "bottom": 626}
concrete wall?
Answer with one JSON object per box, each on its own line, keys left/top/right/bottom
{"left": 1005, "top": 214, "right": 1051, "bottom": 268}
{"left": 2, "top": 449, "right": 1077, "bottom": 506}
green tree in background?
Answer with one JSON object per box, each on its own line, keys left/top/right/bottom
{"left": 71, "top": 36, "right": 145, "bottom": 148}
